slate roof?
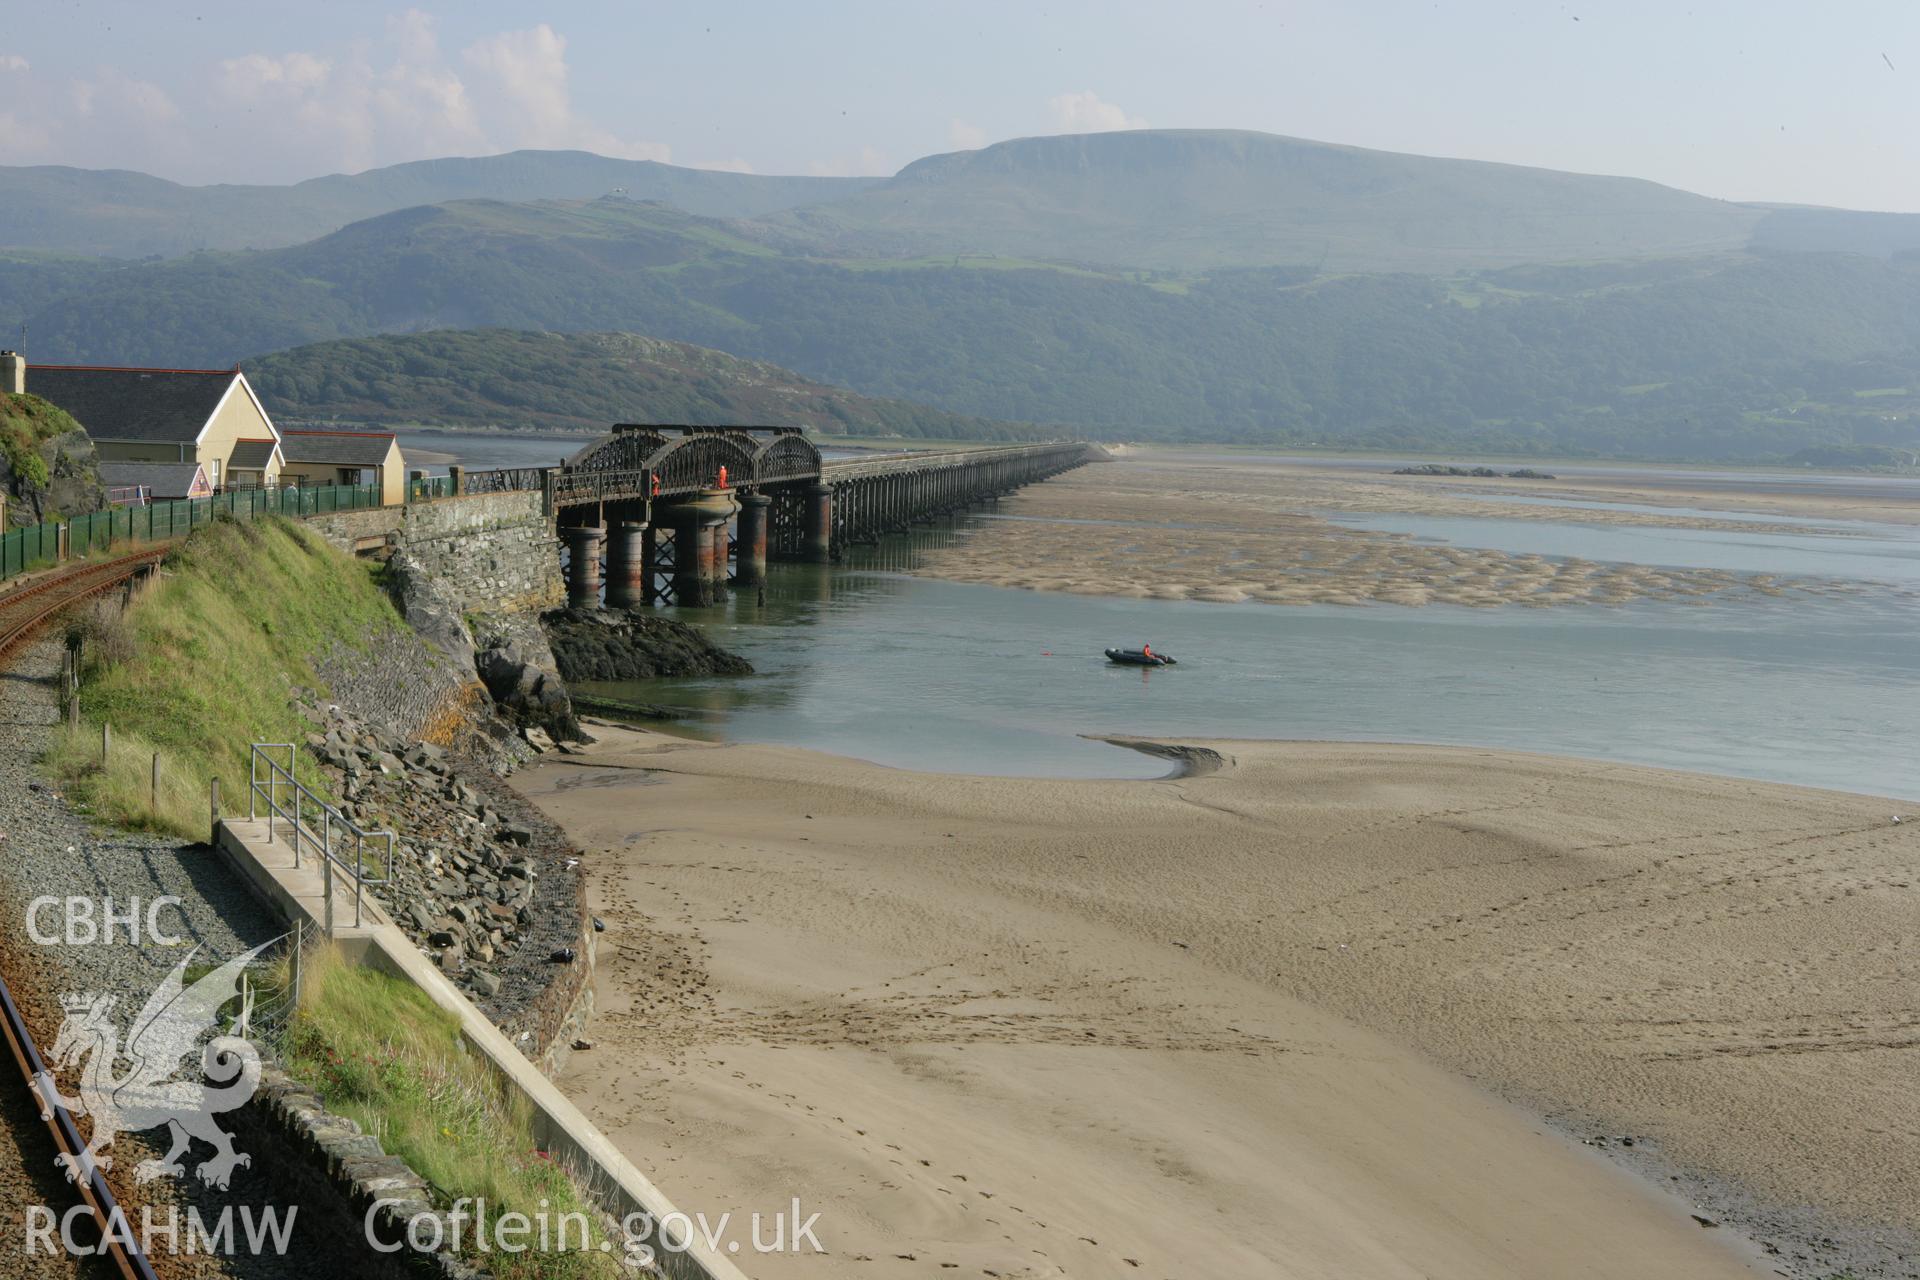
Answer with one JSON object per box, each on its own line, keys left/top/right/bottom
{"left": 279, "top": 430, "right": 398, "bottom": 467}
{"left": 97, "top": 462, "right": 210, "bottom": 500}
{"left": 27, "top": 365, "right": 242, "bottom": 443}
{"left": 229, "top": 439, "right": 279, "bottom": 469}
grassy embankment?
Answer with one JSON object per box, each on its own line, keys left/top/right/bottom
{"left": 47, "top": 515, "right": 620, "bottom": 1277}
{"left": 47, "top": 515, "right": 391, "bottom": 837}
{"left": 285, "top": 946, "right": 619, "bottom": 1278}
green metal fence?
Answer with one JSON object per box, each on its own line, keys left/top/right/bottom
{"left": 408, "top": 475, "right": 452, "bottom": 502}
{"left": 1, "top": 481, "right": 385, "bottom": 586}
{"left": 0, "top": 520, "right": 61, "bottom": 581}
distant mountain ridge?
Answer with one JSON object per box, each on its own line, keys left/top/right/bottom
{"left": 0, "top": 151, "right": 877, "bottom": 258}
{"left": 5, "top": 129, "right": 1919, "bottom": 460}
{"left": 11, "top": 129, "right": 1920, "bottom": 270}
{"left": 762, "top": 129, "right": 1772, "bottom": 272}
{"left": 10, "top": 196, "right": 1917, "bottom": 460}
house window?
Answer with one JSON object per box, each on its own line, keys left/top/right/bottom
{"left": 208, "top": 458, "right": 221, "bottom": 491}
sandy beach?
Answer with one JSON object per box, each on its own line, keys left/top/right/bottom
{"left": 910, "top": 456, "right": 1913, "bottom": 607}
{"left": 516, "top": 730, "right": 1919, "bottom": 1279}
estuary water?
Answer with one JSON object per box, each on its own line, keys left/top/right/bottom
{"left": 584, "top": 524, "right": 1919, "bottom": 800}
{"left": 406, "top": 432, "right": 1917, "bottom": 798}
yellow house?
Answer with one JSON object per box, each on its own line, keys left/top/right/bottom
{"left": 278, "top": 430, "right": 408, "bottom": 506}
{"left": 24, "top": 361, "right": 285, "bottom": 492}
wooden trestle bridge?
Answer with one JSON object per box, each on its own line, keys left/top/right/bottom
{"left": 450, "top": 427, "right": 1095, "bottom": 607}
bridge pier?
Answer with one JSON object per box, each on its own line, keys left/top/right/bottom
{"left": 669, "top": 489, "right": 738, "bottom": 607}
{"left": 709, "top": 520, "right": 730, "bottom": 586}
{"left": 806, "top": 483, "right": 833, "bottom": 563}
{"left": 671, "top": 508, "right": 709, "bottom": 607}
{"left": 604, "top": 520, "right": 649, "bottom": 610}
{"left": 562, "top": 523, "right": 605, "bottom": 610}
{"left": 736, "top": 492, "right": 771, "bottom": 586}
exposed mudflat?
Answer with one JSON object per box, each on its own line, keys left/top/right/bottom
{"left": 912, "top": 457, "right": 1911, "bottom": 607}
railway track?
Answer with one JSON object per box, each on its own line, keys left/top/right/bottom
{"left": 0, "top": 548, "right": 169, "bottom": 663}
{"left": 0, "top": 550, "right": 168, "bottom": 1280}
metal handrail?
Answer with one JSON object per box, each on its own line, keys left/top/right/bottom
{"left": 247, "top": 743, "right": 396, "bottom": 935}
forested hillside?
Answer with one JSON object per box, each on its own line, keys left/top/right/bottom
{"left": 8, "top": 195, "right": 1919, "bottom": 458}
{"left": 7, "top": 130, "right": 1920, "bottom": 461}
{"left": 245, "top": 329, "right": 1042, "bottom": 438}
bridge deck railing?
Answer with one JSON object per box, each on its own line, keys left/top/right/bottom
{"left": 821, "top": 442, "right": 1089, "bottom": 481}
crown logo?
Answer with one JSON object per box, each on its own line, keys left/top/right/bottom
{"left": 59, "top": 993, "right": 95, "bottom": 1012}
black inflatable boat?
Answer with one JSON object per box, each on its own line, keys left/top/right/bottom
{"left": 1105, "top": 647, "right": 1177, "bottom": 666}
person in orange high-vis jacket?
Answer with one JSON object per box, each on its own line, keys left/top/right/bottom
{"left": 716, "top": 465, "right": 729, "bottom": 489}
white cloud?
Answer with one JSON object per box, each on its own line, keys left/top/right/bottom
{"left": 461, "top": 23, "right": 667, "bottom": 161}
{"left": 69, "top": 72, "right": 180, "bottom": 124}
{"left": 461, "top": 26, "right": 571, "bottom": 142}
{"left": 1047, "top": 90, "right": 1147, "bottom": 134}
{"left": 208, "top": 23, "right": 483, "bottom": 176}
{"left": 808, "top": 145, "right": 892, "bottom": 177}
{"left": 220, "top": 51, "right": 331, "bottom": 98}
{"left": 0, "top": 67, "right": 181, "bottom": 167}
{"left": 387, "top": 7, "right": 440, "bottom": 65}
{"left": 0, "top": 110, "right": 52, "bottom": 158}
{"left": 0, "top": 12, "right": 666, "bottom": 182}
{"left": 948, "top": 118, "right": 987, "bottom": 150}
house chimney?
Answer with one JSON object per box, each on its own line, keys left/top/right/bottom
{"left": 0, "top": 351, "right": 22, "bottom": 396}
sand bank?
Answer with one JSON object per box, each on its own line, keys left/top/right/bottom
{"left": 517, "top": 730, "right": 1919, "bottom": 1278}
{"left": 911, "top": 458, "right": 1904, "bottom": 607}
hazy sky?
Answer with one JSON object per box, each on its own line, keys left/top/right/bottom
{"left": 4, "top": 1, "right": 1917, "bottom": 209}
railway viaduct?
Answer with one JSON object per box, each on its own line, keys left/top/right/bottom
{"left": 460, "top": 428, "right": 1096, "bottom": 608}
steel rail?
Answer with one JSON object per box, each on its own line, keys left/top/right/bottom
{"left": 0, "top": 550, "right": 171, "bottom": 1277}
{"left": 0, "top": 968, "right": 160, "bottom": 1280}
{"left": 0, "top": 548, "right": 168, "bottom": 663}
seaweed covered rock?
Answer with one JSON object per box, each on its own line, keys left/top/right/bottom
{"left": 542, "top": 607, "right": 753, "bottom": 682}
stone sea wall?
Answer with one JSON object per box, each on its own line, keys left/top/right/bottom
{"left": 309, "top": 492, "right": 563, "bottom": 614}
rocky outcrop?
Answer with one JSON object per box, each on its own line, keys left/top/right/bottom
{"left": 372, "top": 550, "right": 579, "bottom": 751}
{"left": 38, "top": 429, "right": 104, "bottom": 522}
{"left": 382, "top": 549, "right": 475, "bottom": 671}
{"left": 2, "top": 393, "right": 101, "bottom": 524}
{"left": 472, "top": 612, "right": 582, "bottom": 744}
{"left": 542, "top": 606, "right": 753, "bottom": 682}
